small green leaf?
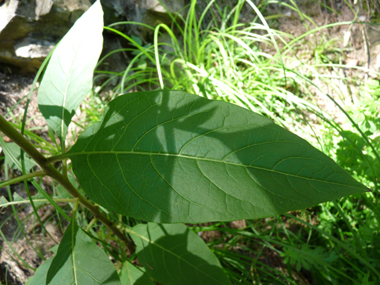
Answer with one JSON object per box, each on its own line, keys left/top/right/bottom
{"left": 0, "top": 196, "right": 9, "bottom": 206}
{"left": 130, "top": 223, "right": 231, "bottom": 285}
{"left": 119, "top": 261, "right": 154, "bottom": 285}
{"left": 14, "top": 192, "right": 46, "bottom": 208}
{"left": 3, "top": 142, "right": 35, "bottom": 171}
{"left": 12, "top": 192, "right": 25, "bottom": 202}
{"left": 68, "top": 90, "right": 368, "bottom": 223}
{"left": 27, "top": 221, "right": 120, "bottom": 285}
{"left": 38, "top": 0, "right": 103, "bottom": 142}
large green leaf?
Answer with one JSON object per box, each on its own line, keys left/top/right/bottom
{"left": 119, "top": 261, "right": 155, "bottom": 285}
{"left": 27, "top": 221, "right": 120, "bottom": 285}
{"left": 130, "top": 223, "right": 231, "bottom": 285}
{"left": 38, "top": 0, "right": 103, "bottom": 142}
{"left": 68, "top": 90, "right": 368, "bottom": 223}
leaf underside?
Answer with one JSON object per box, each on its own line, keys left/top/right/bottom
{"left": 27, "top": 221, "right": 120, "bottom": 285}
{"left": 68, "top": 90, "right": 367, "bottom": 223}
{"left": 131, "top": 223, "right": 231, "bottom": 285}
{"left": 119, "top": 261, "right": 154, "bottom": 285}
{"left": 38, "top": 0, "right": 103, "bottom": 142}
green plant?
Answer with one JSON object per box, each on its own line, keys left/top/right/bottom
{"left": 335, "top": 79, "right": 380, "bottom": 188}
{"left": 98, "top": 0, "right": 328, "bottom": 144}
{"left": 0, "top": 1, "right": 372, "bottom": 284}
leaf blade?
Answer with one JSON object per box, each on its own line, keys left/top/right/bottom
{"left": 38, "top": 0, "right": 103, "bottom": 141}
{"left": 119, "top": 261, "right": 155, "bottom": 285}
{"left": 3, "top": 142, "right": 35, "bottom": 171}
{"left": 68, "top": 90, "right": 368, "bottom": 223}
{"left": 28, "top": 221, "right": 120, "bottom": 284}
{"left": 130, "top": 223, "right": 231, "bottom": 285}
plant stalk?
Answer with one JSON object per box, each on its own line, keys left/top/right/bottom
{"left": 46, "top": 153, "right": 69, "bottom": 164}
{"left": 0, "top": 115, "right": 134, "bottom": 253}
{"left": 2, "top": 198, "right": 75, "bottom": 208}
{"left": 0, "top": 170, "right": 45, "bottom": 188}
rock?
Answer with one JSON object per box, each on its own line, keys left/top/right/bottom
{"left": 125, "top": 0, "right": 185, "bottom": 41}
{"left": 0, "top": 0, "right": 91, "bottom": 73}
{"left": 139, "top": 0, "right": 184, "bottom": 14}
{"left": 100, "top": 0, "right": 128, "bottom": 27}
{"left": 0, "top": 0, "right": 186, "bottom": 74}
{"left": 14, "top": 38, "right": 55, "bottom": 59}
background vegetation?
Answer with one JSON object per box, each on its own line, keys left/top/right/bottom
{"left": 1, "top": 0, "right": 380, "bottom": 284}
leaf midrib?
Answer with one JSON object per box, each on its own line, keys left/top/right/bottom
{"left": 71, "top": 222, "right": 78, "bottom": 285}
{"left": 67, "top": 150, "right": 356, "bottom": 188}
{"left": 60, "top": 44, "right": 80, "bottom": 140}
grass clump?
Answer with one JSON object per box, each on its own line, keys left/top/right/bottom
{"left": 97, "top": 0, "right": 330, "bottom": 144}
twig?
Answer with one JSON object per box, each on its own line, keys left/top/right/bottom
{"left": 0, "top": 170, "right": 45, "bottom": 188}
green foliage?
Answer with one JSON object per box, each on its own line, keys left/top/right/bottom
{"left": 119, "top": 261, "right": 154, "bottom": 285}
{"left": 1, "top": 1, "right": 379, "bottom": 284}
{"left": 68, "top": 90, "right": 366, "bottom": 223}
{"left": 99, "top": 0, "right": 325, "bottom": 145}
{"left": 336, "top": 79, "right": 380, "bottom": 188}
{"left": 280, "top": 244, "right": 334, "bottom": 272}
{"left": 3, "top": 142, "right": 35, "bottom": 171}
{"left": 37, "top": 0, "right": 103, "bottom": 144}
{"left": 131, "top": 223, "right": 230, "bottom": 284}
{"left": 29, "top": 220, "right": 120, "bottom": 284}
